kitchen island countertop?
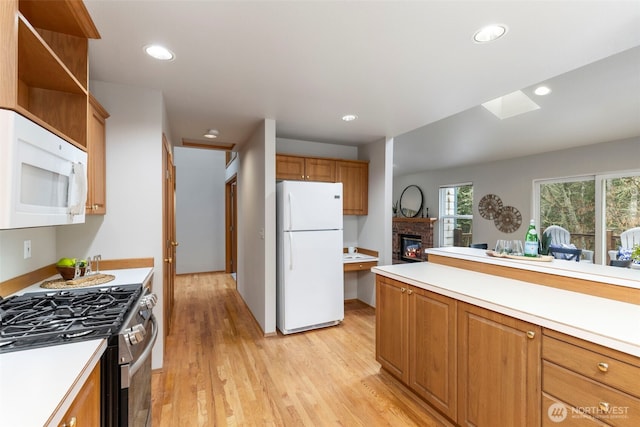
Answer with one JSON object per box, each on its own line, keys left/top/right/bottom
{"left": 372, "top": 261, "right": 640, "bottom": 357}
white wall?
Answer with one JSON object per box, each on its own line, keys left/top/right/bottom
{"left": 393, "top": 136, "right": 640, "bottom": 254}
{"left": 174, "top": 147, "right": 226, "bottom": 274}
{"left": 355, "top": 137, "right": 394, "bottom": 307}
{"left": 0, "top": 227, "right": 56, "bottom": 282}
{"left": 57, "top": 81, "right": 166, "bottom": 369}
{"left": 237, "top": 119, "right": 277, "bottom": 334}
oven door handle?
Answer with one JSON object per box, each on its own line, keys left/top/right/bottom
{"left": 129, "top": 314, "right": 158, "bottom": 377}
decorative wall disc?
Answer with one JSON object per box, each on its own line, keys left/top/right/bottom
{"left": 478, "top": 194, "right": 503, "bottom": 220}
{"left": 494, "top": 205, "right": 522, "bottom": 233}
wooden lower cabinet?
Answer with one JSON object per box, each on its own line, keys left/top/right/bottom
{"left": 376, "top": 277, "right": 542, "bottom": 426}
{"left": 375, "top": 277, "right": 457, "bottom": 420}
{"left": 57, "top": 360, "right": 101, "bottom": 427}
{"left": 457, "top": 302, "right": 541, "bottom": 427}
{"left": 542, "top": 329, "right": 640, "bottom": 427}
{"left": 409, "top": 286, "right": 457, "bottom": 419}
{"left": 376, "top": 276, "right": 409, "bottom": 382}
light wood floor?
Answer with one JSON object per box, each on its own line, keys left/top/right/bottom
{"left": 151, "top": 273, "right": 449, "bottom": 426}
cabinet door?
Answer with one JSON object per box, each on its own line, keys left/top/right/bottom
{"left": 305, "top": 158, "right": 336, "bottom": 182}
{"left": 276, "top": 155, "right": 305, "bottom": 181}
{"left": 336, "top": 160, "right": 368, "bottom": 215}
{"left": 58, "top": 361, "right": 101, "bottom": 427}
{"left": 87, "top": 95, "right": 108, "bottom": 214}
{"left": 376, "top": 276, "right": 409, "bottom": 383}
{"left": 457, "top": 302, "right": 541, "bottom": 427}
{"left": 409, "top": 288, "right": 457, "bottom": 419}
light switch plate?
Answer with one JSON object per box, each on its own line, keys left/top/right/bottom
{"left": 23, "top": 240, "right": 31, "bottom": 259}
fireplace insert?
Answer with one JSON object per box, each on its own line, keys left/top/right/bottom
{"left": 400, "top": 234, "right": 422, "bottom": 262}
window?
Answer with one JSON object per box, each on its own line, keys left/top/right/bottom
{"left": 439, "top": 183, "right": 473, "bottom": 247}
{"left": 534, "top": 170, "right": 640, "bottom": 264}
{"left": 537, "top": 176, "right": 596, "bottom": 253}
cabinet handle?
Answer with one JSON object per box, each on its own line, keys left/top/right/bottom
{"left": 597, "top": 362, "right": 609, "bottom": 372}
{"left": 171, "top": 241, "right": 179, "bottom": 247}
{"left": 62, "top": 417, "right": 77, "bottom": 427}
{"left": 598, "top": 402, "right": 610, "bottom": 413}
{"left": 407, "top": 289, "right": 413, "bottom": 295}
{"left": 164, "top": 257, "right": 173, "bottom": 263}
{"left": 526, "top": 331, "right": 536, "bottom": 339}
{"left": 306, "top": 175, "right": 310, "bottom": 179}
{"left": 400, "top": 287, "right": 406, "bottom": 293}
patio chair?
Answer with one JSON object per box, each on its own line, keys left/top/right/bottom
{"left": 608, "top": 227, "right": 640, "bottom": 261}
{"left": 542, "top": 225, "right": 594, "bottom": 262}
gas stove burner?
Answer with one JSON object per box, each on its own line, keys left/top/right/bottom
{"left": 0, "top": 283, "right": 143, "bottom": 353}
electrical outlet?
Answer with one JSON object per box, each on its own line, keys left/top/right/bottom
{"left": 23, "top": 240, "right": 31, "bottom": 259}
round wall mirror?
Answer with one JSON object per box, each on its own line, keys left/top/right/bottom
{"left": 399, "top": 185, "right": 423, "bottom": 218}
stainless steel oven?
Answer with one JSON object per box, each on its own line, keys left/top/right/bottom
{"left": 103, "top": 288, "right": 157, "bottom": 427}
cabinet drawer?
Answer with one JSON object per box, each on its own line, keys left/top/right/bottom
{"left": 543, "top": 361, "right": 640, "bottom": 427}
{"left": 543, "top": 335, "right": 640, "bottom": 397}
{"left": 343, "top": 261, "right": 376, "bottom": 272}
{"left": 542, "top": 393, "right": 607, "bottom": 426}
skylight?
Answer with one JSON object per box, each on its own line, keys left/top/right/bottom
{"left": 481, "top": 90, "right": 540, "bottom": 120}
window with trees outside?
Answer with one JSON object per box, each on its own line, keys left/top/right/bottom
{"left": 439, "top": 183, "right": 473, "bottom": 247}
{"left": 534, "top": 171, "right": 640, "bottom": 264}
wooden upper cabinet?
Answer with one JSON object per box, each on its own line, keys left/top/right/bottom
{"left": 275, "top": 155, "right": 336, "bottom": 182}
{"left": 305, "top": 157, "right": 336, "bottom": 182}
{"left": 276, "top": 155, "right": 306, "bottom": 181}
{"left": 276, "top": 154, "right": 369, "bottom": 215}
{"left": 86, "top": 94, "right": 108, "bottom": 215}
{"left": 336, "top": 160, "right": 368, "bottom": 215}
{"left": 0, "top": 0, "right": 100, "bottom": 148}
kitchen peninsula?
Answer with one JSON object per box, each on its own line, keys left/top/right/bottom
{"left": 372, "top": 248, "right": 639, "bottom": 426}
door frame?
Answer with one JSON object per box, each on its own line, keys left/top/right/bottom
{"left": 225, "top": 175, "right": 237, "bottom": 275}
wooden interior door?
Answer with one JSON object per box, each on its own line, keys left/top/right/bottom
{"left": 163, "top": 135, "right": 177, "bottom": 337}
{"left": 225, "top": 176, "right": 237, "bottom": 276}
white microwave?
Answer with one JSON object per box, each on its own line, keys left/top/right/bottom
{"left": 0, "top": 109, "right": 87, "bottom": 229}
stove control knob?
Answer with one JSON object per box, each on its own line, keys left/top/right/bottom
{"left": 125, "top": 324, "right": 147, "bottom": 345}
{"left": 139, "top": 293, "right": 158, "bottom": 310}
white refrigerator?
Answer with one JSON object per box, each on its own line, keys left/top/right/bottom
{"left": 276, "top": 180, "right": 344, "bottom": 335}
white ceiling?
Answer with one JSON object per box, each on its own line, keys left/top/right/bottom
{"left": 85, "top": 1, "right": 640, "bottom": 175}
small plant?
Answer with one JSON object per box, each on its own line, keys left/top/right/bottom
{"left": 632, "top": 244, "right": 640, "bottom": 263}
{"left": 392, "top": 200, "right": 399, "bottom": 216}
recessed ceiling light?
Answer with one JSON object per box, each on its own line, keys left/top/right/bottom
{"left": 534, "top": 86, "right": 552, "bottom": 96}
{"left": 204, "top": 129, "right": 219, "bottom": 139}
{"left": 473, "top": 25, "right": 507, "bottom": 43}
{"left": 342, "top": 114, "right": 358, "bottom": 122}
{"left": 144, "top": 44, "right": 175, "bottom": 61}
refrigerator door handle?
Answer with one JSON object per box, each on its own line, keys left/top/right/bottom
{"left": 289, "top": 231, "right": 294, "bottom": 270}
{"left": 288, "top": 192, "right": 293, "bottom": 230}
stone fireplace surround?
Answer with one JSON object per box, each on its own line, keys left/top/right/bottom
{"left": 392, "top": 217, "right": 436, "bottom": 263}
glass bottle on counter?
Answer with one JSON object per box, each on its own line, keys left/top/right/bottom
{"left": 524, "top": 220, "right": 539, "bottom": 257}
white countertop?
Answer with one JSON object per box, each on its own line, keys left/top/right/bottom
{"left": 0, "top": 339, "right": 106, "bottom": 426}
{"left": 1, "top": 267, "right": 154, "bottom": 426}
{"left": 426, "top": 247, "right": 640, "bottom": 290}
{"left": 372, "top": 261, "right": 640, "bottom": 357}
{"left": 343, "top": 253, "right": 379, "bottom": 264}
{"left": 14, "top": 267, "right": 155, "bottom": 295}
